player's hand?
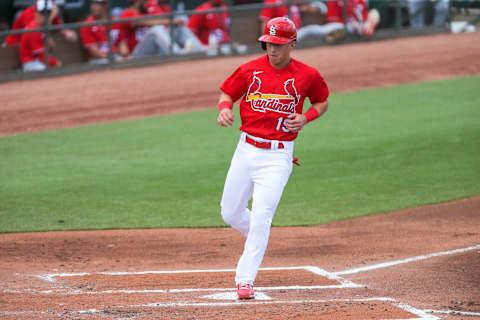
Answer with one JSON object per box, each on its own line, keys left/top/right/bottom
{"left": 284, "top": 113, "right": 306, "bottom": 132}
{"left": 48, "top": 37, "right": 55, "bottom": 48}
{"left": 49, "top": 5, "right": 59, "bottom": 23}
{"left": 62, "top": 29, "right": 78, "bottom": 42}
{"left": 173, "top": 17, "right": 185, "bottom": 26}
{"left": 217, "top": 108, "right": 234, "bottom": 127}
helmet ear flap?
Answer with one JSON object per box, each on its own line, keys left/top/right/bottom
{"left": 261, "top": 42, "right": 267, "bottom": 50}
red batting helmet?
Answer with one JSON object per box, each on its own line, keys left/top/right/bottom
{"left": 258, "top": 17, "right": 297, "bottom": 45}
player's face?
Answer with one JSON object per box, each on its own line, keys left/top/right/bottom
{"left": 35, "top": 11, "right": 48, "bottom": 25}
{"left": 139, "top": 0, "right": 149, "bottom": 13}
{"left": 91, "top": 2, "right": 106, "bottom": 18}
{"left": 266, "top": 41, "right": 296, "bottom": 69}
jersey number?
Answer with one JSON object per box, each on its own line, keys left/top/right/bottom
{"left": 276, "top": 117, "right": 289, "bottom": 132}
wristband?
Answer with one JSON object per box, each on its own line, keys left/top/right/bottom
{"left": 304, "top": 107, "right": 319, "bottom": 123}
{"left": 219, "top": 101, "right": 233, "bottom": 112}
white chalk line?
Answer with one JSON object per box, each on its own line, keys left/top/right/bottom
{"left": 424, "top": 309, "right": 480, "bottom": 317}
{"left": 3, "top": 285, "right": 364, "bottom": 295}
{"left": 3, "top": 283, "right": 362, "bottom": 295}
{"left": 334, "top": 244, "right": 480, "bottom": 276}
{"left": 36, "top": 266, "right": 309, "bottom": 282}
{"left": 304, "top": 265, "right": 362, "bottom": 288}
{"left": 36, "top": 244, "right": 480, "bottom": 283}
{"left": 134, "top": 298, "right": 440, "bottom": 320}
{"left": 138, "top": 297, "right": 396, "bottom": 307}
{"left": 0, "top": 297, "right": 438, "bottom": 320}
{"left": 32, "top": 265, "right": 363, "bottom": 295}
{"left": 12, "top": 245, "right": 478, "bottom": 320}
{"left": 395, "top": 303, "right": 440, "bottom": 320}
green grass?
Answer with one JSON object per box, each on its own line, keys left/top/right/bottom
{"left": 1, "top": 75, "right": 479, "bottom": 233}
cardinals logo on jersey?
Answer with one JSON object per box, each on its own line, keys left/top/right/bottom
{"left": 246, "top": 71, "right": 300, "bottom": 114}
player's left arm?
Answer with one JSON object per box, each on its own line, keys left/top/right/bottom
{"left": 284, "top": 100, "right": 328, "bottom": 133}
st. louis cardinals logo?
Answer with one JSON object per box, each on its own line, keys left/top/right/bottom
{"left": 245, "top": 71, "right": 300, "bottom": 114}
{"left": 269, "top": 25, "right": 276, "bottom": 35}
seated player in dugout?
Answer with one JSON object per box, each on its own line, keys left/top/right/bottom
{"left": 4, "top": 0, "right": 77, "bottom": 47}
{"left": 116, "top": 0, "right": 205, "bottom": 58}
{"left": 297, "top": 0, "right": 380, "bottom": 43}
{"left": 20, "top": 0, "right": 61, "bottom": 72}
{"left": 188, "top": 0, "right": 247, "bottom": 56}
{"left": 259, "top": 0, "right": 380, "bottom": 44}
{"left": 80, "top": 0, "right": 127, "bottom": 64}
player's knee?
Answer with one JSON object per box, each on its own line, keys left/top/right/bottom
{"left": 249, "top": 212, "right": 272, "bottom": 231}
{"left": 220, "top": 206, "right": 236, "bottom": 226}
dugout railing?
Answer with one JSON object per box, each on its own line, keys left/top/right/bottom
{"left": 0, "top": 0, "right": 473, "bottom": 81}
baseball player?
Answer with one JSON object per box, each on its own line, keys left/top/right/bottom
{"left": 260, "top": 0, "right": 303, "bottom": 31}
{"left": 20, "top": 0, "right": 61, "bottom": 72}
{"left": 297, "top": 0, "right": 380, "bottom": 43}
{"left": 188, "top": 0, "right": 244, "bottom": 55}
{"left": 5, "top": 0, "right": 77, "bottom": 47}
{"left": 80, "top": 0, "right": 124, "bottom": 64}
{"left": 117, "top": 0, "right": 205, "bottom": 57}
{"left": 217, "top": 17, "right": 329, "bottom": 299}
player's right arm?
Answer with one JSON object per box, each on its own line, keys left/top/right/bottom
{"left": 218, "top": 64, "right": 249, "bottom": 127}
{"left": 217, "top": 92, "right": 234, "bottom": 127}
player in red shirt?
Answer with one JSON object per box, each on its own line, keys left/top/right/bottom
{"left": 188, "top": 0, "right": 230, "bottom": 46}
{"left": 20, "top": 2, "right": 61, "bottom": 72}
{"left": 217, "top": 17, "right": 329, "bottom": 299}
{"left": 296, "top": 0, "right": 380, "bottom": 43}
{"left": 80, "top": 0, "right": 125, "bottom": 64}
{"left": 145, "top": 0, "right": 171, "bottom": 15}
{"left": 326, "top": 0, "right": 379, "bottom": 36}
{"left": 5, "top": 0, "right": 77, "bottom": 47}
{"left": 117, "top": 0, "right": 204, "bottom": 57}
{"left": 188, "top": 0, "right": 246, "bottom": 55}
{"left": 259, "top": 0, "right": 303, "bottom": 31}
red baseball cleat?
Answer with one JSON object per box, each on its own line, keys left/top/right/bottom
{"left": 237, "top": 283, "right": 255, "bottom": 299}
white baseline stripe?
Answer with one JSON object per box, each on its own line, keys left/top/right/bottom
{"left": 136, "top": 297, "right": 396, "bottom": 308}
{"left": 1, "top": 298, "right": 406, "bottom": 316}
{"left": 3, "top": 284, "right": 362, "bottom": 295}
{"left": 37, "top": 266, "right": 312, "bottom": 282}
{"left": 37, "top": 272, "right": 89, "bottom": 282}
{"left": 395, "top": 303, "right": 440, "bottom": 320}
{"left": 305, "top": 266, "right": 364, "bottom": 288}
{"left": 102, "top": 266, "right": 310, "bottom": 276}
{"left": 1, "top": 298, "right": 446, "bottom": 320}
{"left": 334, "top": 244, "right": 480, "bottom": 276}
{"left": 424, "top": 309, "right": 480, "bottom": 317}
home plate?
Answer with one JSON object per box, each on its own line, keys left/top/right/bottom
{"left": 201, "top": 292, "right": 273, "bottom": 300}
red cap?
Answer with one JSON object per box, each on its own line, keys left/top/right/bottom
{"left": 258, "top": 17, "right": 297, "bottom": 44}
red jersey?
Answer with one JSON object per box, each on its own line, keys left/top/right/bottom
{"left": 146, "top": 0, "right": 171, "bottom": 14}
{"left": 117, "top": 9, "right": 151, "bottom": 53}
{"left": 221, "top": 55, "right": 329, "bottom": 141}
{"left": 188, "top": 1, "right": 230, "bottom": 45}
{"left": 5, "top": 5, "right": 63, "bottom": 46}
{"left": 20, "top": 20, "right": 59, "bottom": 66}
{"left": 80, "top": 15, "right": 119, "bottom": 58}
{"left": 260, "top": 0, "right": 302, "bottom": 29}
{"left": 326, "top": 0, "right": 369, "bottom": 24}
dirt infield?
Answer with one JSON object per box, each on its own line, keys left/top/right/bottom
{"left": 0, "top": 32, "right": 479, "bottom": 319}
{"left": 0, "top": 198, "right": 479, "bottom": 319}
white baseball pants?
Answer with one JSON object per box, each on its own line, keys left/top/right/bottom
{"left": 22, "top": 59, "right": 47, "bottom": 72}
{"left": 132, "top": 25, "right": 205, "bottom": 57}
{"left": 297, "top": 22, "right": 344, "bottom": 41}
{"left": 221, "top": 132, "right": 293, "bottom": 285}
